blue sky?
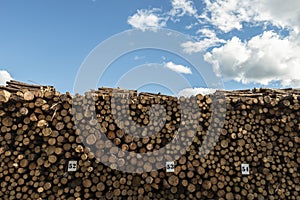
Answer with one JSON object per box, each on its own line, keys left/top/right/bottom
{"left": 1, "top": 0, "right": 300, "bottom": 96}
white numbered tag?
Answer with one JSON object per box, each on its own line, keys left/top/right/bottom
{"left": 68, "top": 161, "right": 77, "bottom": 172}
{"left": 166, "top": 161, "right": 175, "bottom": 172}
{"left": 241, "top": 164, "right": 249, "bottom": 175}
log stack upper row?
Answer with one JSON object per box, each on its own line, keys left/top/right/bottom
{"left": 0, "top": 80, "right": 299, "bottom": 200}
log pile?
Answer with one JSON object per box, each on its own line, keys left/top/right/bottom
{"left": 0, "top": 80, "right": 299, "bottom": 200}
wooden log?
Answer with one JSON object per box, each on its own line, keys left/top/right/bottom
{"left": 0, "top": 90, "right": 11, "bottom": 103}
{"left": 23, "top": 91, "right": 35, "bottom": 101}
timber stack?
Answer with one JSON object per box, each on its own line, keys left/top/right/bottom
{"left": 0, "top": 80, "right": 299, "bottom": 200}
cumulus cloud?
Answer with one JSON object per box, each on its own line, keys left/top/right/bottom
{"left": 178, "top": 87, "right": 216, "bottom": 97}
{"left": 253, "top": 0, "right": 300, "bottom": 32}
{"left": 127, "top": 9, "right": 167, "bottom": 31}
{"left": 0, "top": 70, "right": 13, "bottom": 86}
{"left": 128, "top": 0, "right": 198, "bottom": 31}
{"left": 170, "top": 0, "right": 198, "bottom": 17}
{"left": 181, "top": 28, "right": 225, "bottom": 53}
{"left": 204, "top": 31, "right": 300, "bottom": 87}
{"left": 165, "top": 61, "right": 192, "bottom": 74}
{"left": 200, "top": 0, "right": 300, "bottom": 87}
{"left": 203, "top": 0, "right": 252, "bottom": 32}
{"left": 203, "top": 0, "right": 300, "bottom": 33}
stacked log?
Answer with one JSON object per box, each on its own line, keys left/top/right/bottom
{"left": 0, "top": 80, "right": 299, "bottom": 200}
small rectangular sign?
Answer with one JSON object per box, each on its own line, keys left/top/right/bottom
{"left": 166, "top": 161, "right": 175, "bottom": 172}
{"left": 241, "top": 164, "right": 249, "bottom": 175}
{"left": 68, "top": 161, "right": 77, "bottom": 172}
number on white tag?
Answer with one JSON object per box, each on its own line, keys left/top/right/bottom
{"left": 68, "top": 161, "right": 77, "bottom": 172}
{"left": 241, "top": 164, "right": 249, "bottom": 175}
{"left": 166, "top": 161, "right": 175, "bottom": 172}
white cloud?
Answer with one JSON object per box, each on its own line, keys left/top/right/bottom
{"left": 165, "top": 61, "right": 192, "bottom": 74}
{"left": 204, "top": 31, "right": 300, "bottom": 87}
{"left": 203, "top": 0, "right": 251, "bottom": 32}
{"left": 196, "top": 28, "right": 216, "bottom": 38}
{"left": 185, "top": 22, "right": 198, "bottom": 30}
{"left": 181, "top": 39, "right": 220, "bottom": 53}
{"left": 0, "top": 70, "right": 13, "bottom": 86}
{"left": 200, "top": 0, "right": 300, "bottom": 88}
{"left": 253, "top": 0, "right": 300, "bottom": 32}
{"left": 127, "top": 9, "right": 167, "bottom": 31}
{"left": 203, "top": 0, "right": 300, "bottom": 33}
{"left": 133, "top": 55, "right": 145, "bottom": 60}
{"left": 170, "top": 0, "right": 198, "bottom": 17}
{"left": 178, "top": 87, "right": 216, "bottom": 97}
{"left": 181, "top": 28, "right": 225, "bottom": 53}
